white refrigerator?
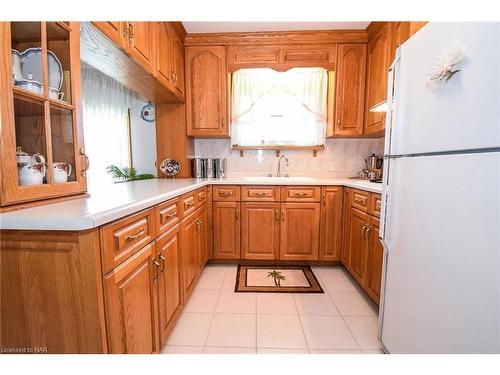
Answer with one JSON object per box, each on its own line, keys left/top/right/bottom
{"left": 379, "top": 22, "right": 500, "bottom": 353}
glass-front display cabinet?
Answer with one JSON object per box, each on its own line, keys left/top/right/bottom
{"left": 0, "top": 22, "right": 88, "bottom": 207}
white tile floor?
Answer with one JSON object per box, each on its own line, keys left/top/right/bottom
{"left": 162, "top": 265, "right": 384, "bottom": 354}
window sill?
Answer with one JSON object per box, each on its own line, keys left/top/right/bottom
{"left": 231, "top": 144, "right": 324, "bottom": 157}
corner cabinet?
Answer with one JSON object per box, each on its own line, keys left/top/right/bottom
{"left": 0, "top": 22, "right": 87, "bottom": 207}
{"left": 185, "top": 46, "right": 229, "bottom": 137}
{"left": 329, "top": 44, "right": 367, "bottom": 137}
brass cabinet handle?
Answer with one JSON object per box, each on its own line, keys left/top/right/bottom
{"left": 375, "top": 200, "right": 381, "bottom": 211}
{"left": 164, "top": 210, "right": 177, "bottom": 219}
{"left": 365, "top": 225, "right": 372, "bottom": 239}
{"left": 159, "top": 254, "right": 166, "bottom": 273}
{"left": 198, "top": 193, "right": 206, "bottom": 201}
{"left": 275, "top": 209, "right": 279, "bottom": 224}
{"left": 219, "top": 191, "right": 233, "bottom": 196}
{"left": 292, "top": 192, "right": 308, "bottom": 197}
{"left": 322, "top": 192, "right": 327, "bottom": 206}
{"left": 235, "top": 209, "right": 239, "bottom": 222}
{"left": 361, "top": 225, "right": 368, "bottom": 239}
{"left": 336, "top": 116, "right": 341, "bottom": 128}
{"left": 153, "top": 258, "right": 161, "bottom": 281}
{"left": 79, "top": 148, "right": 89, "bottom": 178}
{"left": 221, "top": 118, "right": 225, "bottom": 128}
{"left": 354, "top": 195, "right": 367, "bottom": 204}
{"left": 122, "top": 24, "right": 129, "bottom": 38}
{"left": 253, "top": 192, "right": 267, "bottom": 196}
{"left": 126, "top": 228, "right": 145, "bottom": 241}
{"left": 185, "top": 200, "right": 195, "bottom": 208}
{"left": 128, "top": 23, "right": 135, "bottom": 42}
{"left": 281, "top": 209, "right": 285, "bottom": 223}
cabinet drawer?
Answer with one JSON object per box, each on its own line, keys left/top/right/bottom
{"left": 241, "top": 186, "right": 280, "bottom": 202}
{"left": 196, "top": 187, "right": 208, "bottom": 206}
{"left": 213, "top": 185, "right": 241, "bottom": 201}
{"left": 281, "top": 186, "right": 321, "bottom": 202}
{"left": 350, "top": 189, "right": 370, "bottom": 211}
{"left": 101, "top": 208, "right": 156, "bottom": 274}
{"left": 156, "top": 197, "right": 181, "bottom": 235}
{"left": 369, "top": 193, "right": 382, "bottom": 217}
{"left": 181, "top": 193, "right": 197, "bottom": 216}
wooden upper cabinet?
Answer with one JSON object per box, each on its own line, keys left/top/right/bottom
{"left": 241, "top": 202, "right": 280, "bottom": 260}
{"left": 282, "top": 44, "right": 337, "bottom": 70}
{"left": 156, "top": 224, "right": 182, "bottom": 347}
{"left": 227, "top": 45, "right": 281, "bottom": 71}
{"left": 185, "top": 46, "right": 228, "bottom": 137}
{"left": 92, "top": 21, "right": 126, "bottom": 49}
{"left": 391, "top": 22, "right": 410, "bottom": 57}
{"left": 319, "top": 187, "right": 344, "bottom": 261}
{"left": 213, "top": 201, "right": 241, "bottom": 259}
{"left": 170, "top": 29, "right": 185, "bottom": 98}
{"left": 364, "top": 22, "right": 392, "bottom": 136}
{"left": 280, "top": 203, "right": 320, "bottom": 261}
{"left": 330, "top": 44, "right": 367, "bottom": 137}
{"left": 126, "top": 22, "right": 154, "bottom": 73}
{"left": 104, "top": 242, "right": 159, "bottom": 354}
{"left": 154, "top": 22, "right": 173, "bottom": 89}
{"left": 409, "top": 22, "right": 427, "bottom": 37}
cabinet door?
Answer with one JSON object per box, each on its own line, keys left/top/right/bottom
{"left": 345, "top": 207, "right": 370, "bottom": 284}
{"left": 391, "top": 22, "right": 410, "bottom": 58}
{"left": 197, "top": 206, "right": 209, "bottom": 270}
{"left": 92, "top": 21, "right": 126, "bottom": 49}
{"left": 241, "top": 202, "right": 280, "bottom": 260}
{"left": 127, "top": 22, "right": 154, "bottom": 73}
{"left": 157, "top": 224, "right": 181, "bottom": 346}
{"left": 170, "top": 29, "right": 185, "bottom": 98}
{"left": 154, "top": 22, "right": 172, "bottom": 90}
{"left": 365, "top": 215, "right": 383, "bottom": 303}
{"left": 280, "top": 203, "right": 320, "bottom": 261}
{"left": 331, "top": 44, "right": 366, "bottom": 137}
{"left": 185, "top": 46, "right": 228, "bottom": 137}
{"left": 341, "top": 189, "right": 351, "bottom": 265}
{"left": 364, "top": 22, "right": 392, "bottom": 135}
{"left": 213, "top": 202, "right": 241, "bottom": 259}
{"left": 181, "top": 211, "right": 199, "bottom": 300}
{"left": 319, "top": 187, "right": 344, "bottom": 261}
{"left": 104, "top": 242, "right": 159, "bottom": 354}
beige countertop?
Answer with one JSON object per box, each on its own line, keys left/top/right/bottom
{"left": 0, "top": 177, "right": 382, "bottom": 231}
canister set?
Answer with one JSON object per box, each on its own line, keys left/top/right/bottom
{"left": 192, "top": 158, "right": 226, "bottom": 179}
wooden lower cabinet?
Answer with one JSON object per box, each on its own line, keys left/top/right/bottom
{"left": 156, "top": 224, "right": 182, "bottom": 347}
{"left": 181, "top": 210, "right": 199, "bottom": 300}
{"left": 345, "top": 207, "right": 370, "bottom": 284}
{"left": 104, "top": 242, "right": 159, "bottom": 354}
{"left": 365, "top": 215, "right": 383, "bottom": 301}
{"left": 319, "top": 187, "right": 343, "bottom": 261}
{"left": 197, "top": 205, "right": 209, "bottom": 271}
{"left": 241, "top": 202, "right": 280, "bottom": 260}
{"left": 213, "top": 201, "right": 241, "bottom": 259}
{"left": 280, "top": 203, "right": 320, "bottom": 261}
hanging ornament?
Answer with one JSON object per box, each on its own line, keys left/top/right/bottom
{"left": 426, "top": 43, "right": 468, "bottom": 92}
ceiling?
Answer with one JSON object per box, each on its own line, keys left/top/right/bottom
{"left": 182, "top": 22, "right": 370, "bottom": 33}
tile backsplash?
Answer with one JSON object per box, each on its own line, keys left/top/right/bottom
{"left": 194, "top": 138, "right": 385, "bottom": 178}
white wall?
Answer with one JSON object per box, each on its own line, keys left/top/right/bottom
{"left": 130, "top": 100, "right": 157, "bottom": 176}
{"left": 194, "top": 138, "right": 385, "bottom": 178}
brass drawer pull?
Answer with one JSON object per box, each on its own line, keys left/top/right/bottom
{"left": 235, "top": 209, "right": 239, "bottom": 221}
{"left": 185, "top": 201, "right": 195, "bottom": 208}
{"left": 375, "top": 200, "right": 381, "bottom": 210}
{"left": 219, "top": 191, "right": 234, "bottom": 196}
{"left": 354, "top": 195, "right": 367, "bottom": 204}
{"left": 275, "top": 209, "right": 279, "bottom": 224}
{"left": 199, "top": 194, "right": 206, "bottom": 200}
{"left": 125, "top": 228, "right": 145, "bottom": 241}
{"left": 159, "top": 254, "right": 166, "bottom": 273}
{"left": 253, "top": 192, "right": 268, "bottom": 196}
{"left": 281, "top": 209, "right": 285, "bottom": 223}
{"left": 164, "top": 210, "right": 177, "bottom": 218}
{"left": 292, "top": 192, "right": 308, "bottom": 197}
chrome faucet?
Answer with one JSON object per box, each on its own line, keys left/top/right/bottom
{"left": 276, "top": 155, "right": 289, "bottom": 177}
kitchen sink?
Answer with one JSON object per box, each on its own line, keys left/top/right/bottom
{"left": 242, "top": 176, "right": 318, "bottom": 182}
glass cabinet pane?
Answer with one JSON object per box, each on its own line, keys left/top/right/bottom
{"left": 50, "top": 105, "right": 76, "bottom": 183}
{"left": 47, "top": 22, "right": 72, "bottom": 104}
{"left": 14, "top": 96, "right": 48, "bottom": 186}
{"left": 11, "top": 22, "right": 43, "bottom": 95}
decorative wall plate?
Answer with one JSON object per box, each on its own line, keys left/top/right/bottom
{"left": 20, "top": 48, "right": 63, "bottom": 91}
{"left": 160, "top": 158, "right": 180, "bottom": 177}
{"left": 140, "top": 103, "right": 155, "bottom": 122}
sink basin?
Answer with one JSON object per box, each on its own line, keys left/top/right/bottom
{"left": 242, "top": 176, "right": 318, "bottom": 182}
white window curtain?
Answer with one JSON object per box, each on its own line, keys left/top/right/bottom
{"left": 81, "top": 63, "right": 137, "bottom": 189}
{"left": 231, "top": 68, "right": 328, "bottom": 147}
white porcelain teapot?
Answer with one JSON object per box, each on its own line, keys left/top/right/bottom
{"left": 17, "top": 147, "right": 47, "bottom": 186}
